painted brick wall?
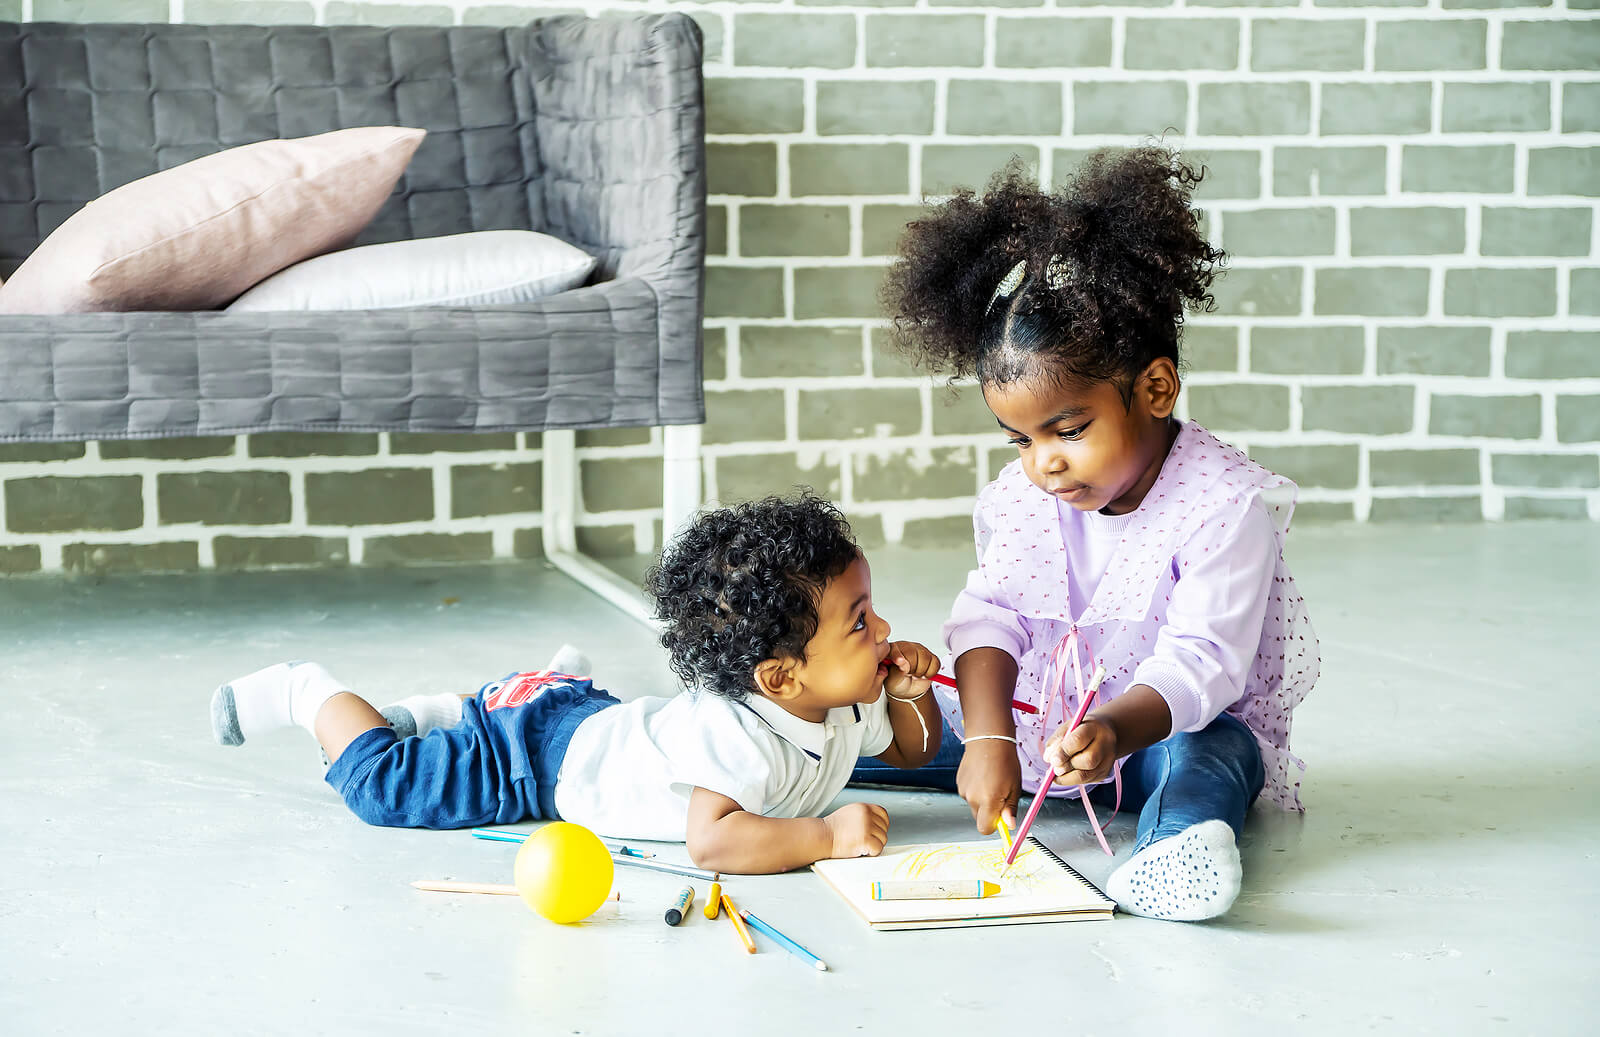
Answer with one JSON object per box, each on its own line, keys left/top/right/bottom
{"left": 1, "top": 0, "right": 1596, "bottom": 577}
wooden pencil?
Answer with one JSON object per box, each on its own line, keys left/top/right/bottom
{"left": 412, "top": 880, "right": 519, "bottom": 895}
{"left": 412, "top": 880, "right": 622, "bottom": 901}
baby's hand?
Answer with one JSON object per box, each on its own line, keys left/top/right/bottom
{"left": 1043, "top": 716, "right": 1119, "bottom": 787}
{"left": 882, "top": 639, "right": 939, "bottom": 699}
{"left": 823, "top": 802, "right": 890, "bottom": 859}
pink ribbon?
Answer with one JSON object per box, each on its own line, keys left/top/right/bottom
{"left": 1010, "top": 626, "right": 1121, "bottom": 860}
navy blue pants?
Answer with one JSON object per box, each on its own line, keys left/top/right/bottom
{"left": 325, "top": 678, "right": 619, "bottom": 829}
{"left": 851, "top": 711, "right": 1265, "bottom": 853}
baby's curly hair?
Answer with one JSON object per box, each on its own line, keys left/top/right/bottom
{"left": 881, "top": 146, "right": 1226, "bottom": 393}
{"left": 644, "top": 493, "right": 860, "bottom": 700}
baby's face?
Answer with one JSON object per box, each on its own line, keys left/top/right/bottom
{"left": 983, "top": 369, "right": 1173, "bottom": 517}
{"left": 781, "top": 555, "right": 892, "bottom": 722}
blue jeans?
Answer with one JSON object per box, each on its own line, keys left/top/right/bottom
{"left": 326, "top": 678, "right": 619, "bottom": 829}
{"left": 851, "top": 711, "right": 1265, "bottom": 853}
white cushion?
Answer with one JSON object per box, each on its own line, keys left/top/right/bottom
{"left": 227, "top": 230, "right": 597, "bottom": 311}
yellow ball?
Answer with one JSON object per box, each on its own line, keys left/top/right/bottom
{"left": 513, "top": 822, "right": 615, "bottom": 924}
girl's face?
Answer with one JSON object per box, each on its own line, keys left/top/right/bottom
{"left": 982, "top": 359, "right": 1180, "bottom": 516}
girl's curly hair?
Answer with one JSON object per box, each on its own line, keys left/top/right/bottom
{"left": 881, "top": 146, "right": 1225, "bottom": 392}
{"left": 644, "top": 493, "right": 859, "bottom": 700}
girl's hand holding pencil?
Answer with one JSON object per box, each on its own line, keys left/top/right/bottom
{"left": 1042, "top": 715, "right": 1120, "bottom": 787}
{"left": 957, "top": 740, "right": 1021, "bottom": 835}
{"left": 946, "top": 645, "right": 1024, "bottom": 834}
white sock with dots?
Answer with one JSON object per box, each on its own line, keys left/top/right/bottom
{"left": 1105, "top": 819, "right": 1243, "bottom": 922}
{"left": 210, "top": 662, "right": 349, "bottom": 746}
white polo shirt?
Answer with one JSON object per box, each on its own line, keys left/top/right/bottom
{"left": 551, "top": 688, "right": 895, "bottom": 842}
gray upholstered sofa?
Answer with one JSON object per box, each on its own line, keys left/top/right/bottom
{"left": 0, "top": 14, "right": 707, "bottom": 618}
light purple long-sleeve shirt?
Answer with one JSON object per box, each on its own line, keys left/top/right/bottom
{"left": 938, "top": 421, "right": 1319, "bottom": 810}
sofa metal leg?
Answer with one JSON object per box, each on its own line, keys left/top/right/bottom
{"left": 540, "top": 425, "right": 703, "bottom": 628}
{"left": 661, "top": 423, "right": 703, "bottom": 545}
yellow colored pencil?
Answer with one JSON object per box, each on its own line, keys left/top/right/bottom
{"left": 721, "top": 893, "right": 758, "bottom": 954}
{"left": 996, "top": 816, "right": 1013, "bottom": 853}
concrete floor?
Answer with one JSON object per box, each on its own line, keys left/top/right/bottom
{"left": 1, "top": 523, "right": 1595, "bottom": 1036}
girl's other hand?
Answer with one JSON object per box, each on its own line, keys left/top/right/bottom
{"left": 956, "top": 739, "right": 1021, "bottom": 834}
{"left": 1043, "top": 716, "right": 1119, "bottom": 786}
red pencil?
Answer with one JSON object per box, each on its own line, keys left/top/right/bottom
{"left": 926, "top": 671, "right": 1040, "bottom": 714}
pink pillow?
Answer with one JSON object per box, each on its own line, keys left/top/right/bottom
{"left": 0, "top": 127, "right": 425, "bottom": 314}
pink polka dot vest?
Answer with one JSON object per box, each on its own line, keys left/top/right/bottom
{"left": 937, "top": 421, "right": 1320, "bottom": 811}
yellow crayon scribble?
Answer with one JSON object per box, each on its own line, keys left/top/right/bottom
{"left": 890, "top": 841, "right": 1049, "bottom": 894}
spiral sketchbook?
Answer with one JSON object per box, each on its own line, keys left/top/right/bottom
{"left": 812, "top": 837, "right": 1115, "bottom": 931}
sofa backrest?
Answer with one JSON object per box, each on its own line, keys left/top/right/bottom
{"left": 0, "top": 20, "right": 549, "bottom": 278}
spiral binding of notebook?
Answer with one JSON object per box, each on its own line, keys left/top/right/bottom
{"left": 1026, "top": 836, "right": 1116, "bottom": 909}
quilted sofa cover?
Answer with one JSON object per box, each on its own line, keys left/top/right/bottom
{"left": 0, "top": 14, "right": 706, "bottom": 441}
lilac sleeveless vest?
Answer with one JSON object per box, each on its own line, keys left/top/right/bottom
{"left": 936, "top": 421, "right": 1319, "bottom": 810}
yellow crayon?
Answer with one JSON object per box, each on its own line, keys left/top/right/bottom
{"left": 704, "top": 881, "right": 722, "bottom": 919}
{"left": 871, "top": 880, "right": 1002, "bottom": 901}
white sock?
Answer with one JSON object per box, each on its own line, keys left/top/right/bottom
{"left": 1105, "top": 819, "right": 1243, "bottom": 922}
{"left": 380, "top": 646, "right": 585, "bottom": 739}
{"left": 210, "top": 661, "right": 349, "bottom": 745}
{"left": 546, "top": 643, "right": 591, "bottom": 677}
{"left": 383, "top": 693, "right": 465, "bottom": 739}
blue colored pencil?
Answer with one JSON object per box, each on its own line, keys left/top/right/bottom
{"left": 739, "top": 910, "right": 829, "bottom": 972}
{"left": 469, "top": 828, "right": 653, "bottom": 857}
{"left": 471, "top": 828, "right": 525, "bottom": 845}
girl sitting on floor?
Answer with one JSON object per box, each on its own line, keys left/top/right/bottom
{"left": 853, "top": 147, "right": 1320, "bottom": 920}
